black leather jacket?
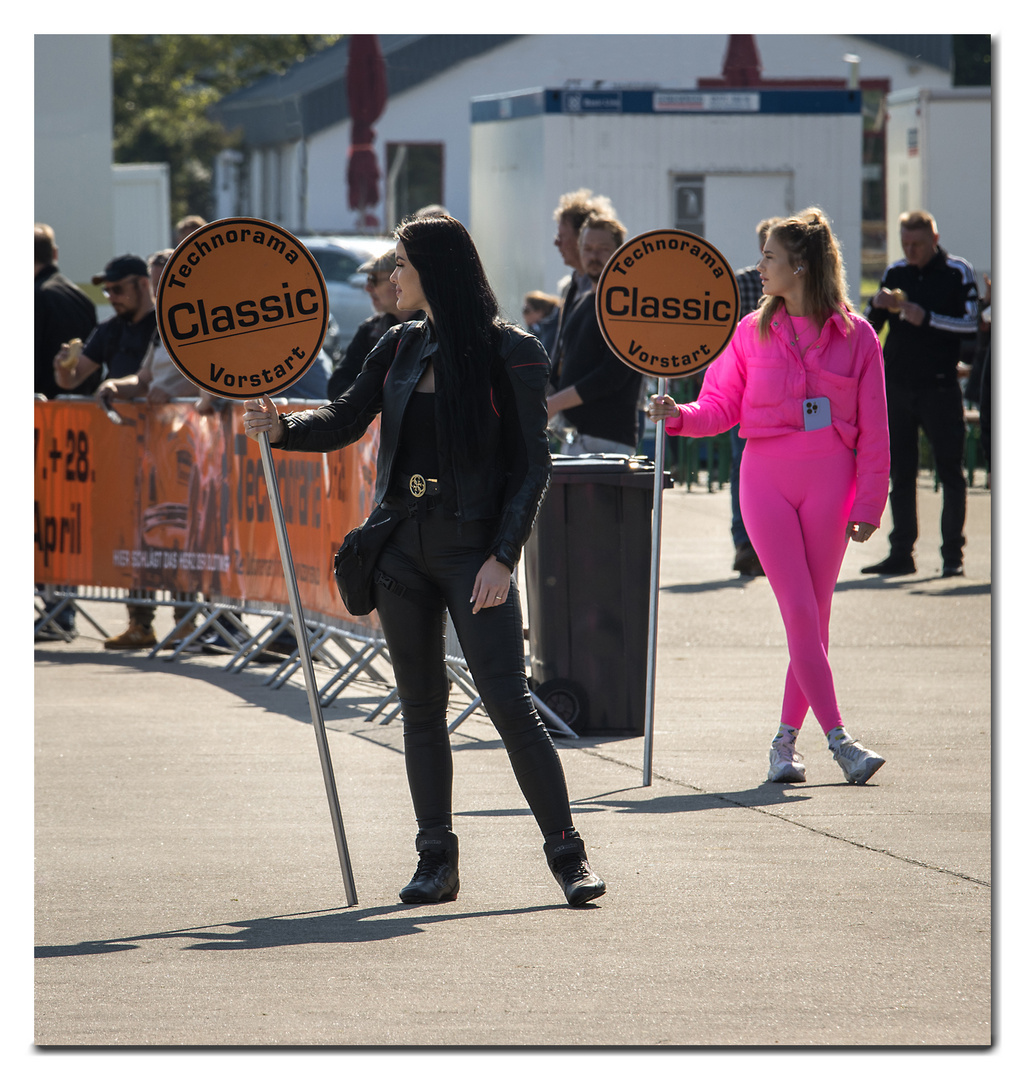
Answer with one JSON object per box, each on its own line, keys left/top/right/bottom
{"left": 274, "top": 318, "right": 552, "bottom": 570}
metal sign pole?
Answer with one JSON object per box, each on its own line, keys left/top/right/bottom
{"left": 642, "top": 377, "right": 668, "bottom": 787}
{"left": 591, "top": 228, "right": 739, "bottom": 790}
{"left": 258, "top": 431, "right": 358, "bottom": 906}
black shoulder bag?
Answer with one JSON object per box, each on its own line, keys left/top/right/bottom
{"left": 332, "top": 501, "right": 404, "bottom": 616}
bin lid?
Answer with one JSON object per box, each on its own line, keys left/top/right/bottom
{"left": 550, "top": 454, "right": 674, "bottom": 488}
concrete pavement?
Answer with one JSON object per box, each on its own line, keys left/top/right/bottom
{"left": 33, "top": 475, "right": 994, "bottom": 1053}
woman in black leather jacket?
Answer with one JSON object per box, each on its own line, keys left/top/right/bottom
{"left": 242, "top": 213, "right": 605, "bottom": 908}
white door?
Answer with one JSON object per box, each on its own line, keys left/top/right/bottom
{"left": 703, "top": 172, "right": 794, "bottom": 271}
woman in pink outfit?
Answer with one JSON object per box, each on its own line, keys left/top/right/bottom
{"left": 649, "top": 208, "right": 889, "bottom": 785}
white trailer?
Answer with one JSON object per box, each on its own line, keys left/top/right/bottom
{"left": 113, "top": 163, "right": 172, "bottom": 259}
{"left": 884, "top": 86, "right": 991, "bottom": 279}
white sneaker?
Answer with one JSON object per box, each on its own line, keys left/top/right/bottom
{"left": 767, "top": 726, "right": 806, "bottom": 783}
{"left": 830, "top": 732, "right": 886, "bottom": 785}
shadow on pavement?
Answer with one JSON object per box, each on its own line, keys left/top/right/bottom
{"left": 836, "top": 576, "right": 991, "bottom": 596}
{"left": 36, "top": 902, "right": 563, "bottom": 959}
{"left": 660, "top": 578, "right": 755, "bottom": 595}
{"left": 578, "top": 784, "right": 812, "bottom": 815}
{"left": 33, "top": 643, "right": 369, "bottom": 726}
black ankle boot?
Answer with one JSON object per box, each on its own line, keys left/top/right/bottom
{"left": 399, "top": 828, "right": 459, "bottom": 904}
{"left": 543, "top": 834, "right": 606, "bottom": 907}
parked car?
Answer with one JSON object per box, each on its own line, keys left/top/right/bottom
{"left": 296, "top": 235, "right": 395, "bottom": 351}
{"left": 321, "top": 312, "right": 344, "bottom": 364}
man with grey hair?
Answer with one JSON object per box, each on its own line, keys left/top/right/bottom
{"left": 547, "top": 212, "right": 641, "bottom": 456}
{"left": 548, "top": 188, "right": 617, "bottom": 373}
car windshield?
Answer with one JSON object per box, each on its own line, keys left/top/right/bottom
{"left": 309, "top": 249, "right": 363, "bottom": 281}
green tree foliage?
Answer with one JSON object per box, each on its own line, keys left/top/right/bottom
{"left": 112, "top": 35, "right": 341, "bottom": 225}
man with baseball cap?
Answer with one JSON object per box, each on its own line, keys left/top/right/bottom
{"left": 53, "top": 253, "right": 156, "bottom": 396}
{"left": 52, "top": 252, "right": 161, "bottom": 650}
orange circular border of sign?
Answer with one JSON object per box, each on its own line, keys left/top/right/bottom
{"left": 595, "top": 229, "right": 739, "bottom": 380}
{"left": 155, "top": 217, "right": 329, "bottom": 399}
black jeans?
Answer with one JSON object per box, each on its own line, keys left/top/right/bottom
{"left": 373, "top": 503, "right": 574, "bottom": 839}
{"left": 885, "top": 381, "right": 967, "bottom": 566}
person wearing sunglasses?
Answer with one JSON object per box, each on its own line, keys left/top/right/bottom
{"left": 53, "top": 254, "right": 156, "bottom": 395}
{"left": 52, "top": 253, "right": 161, "bottom": 651}
{"left": 326, "top": 250, "right": 422, "bottom": 400}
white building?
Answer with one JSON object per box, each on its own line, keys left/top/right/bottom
{"left": 210, "top": 34, "right": 956, "bottom": 283}
{"left": 35, "top": 35, "right": 115, "bottom": 290}
{"left": 36, "top": 36, "right": 172, "bottom": 296}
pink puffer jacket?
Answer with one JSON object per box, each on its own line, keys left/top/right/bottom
{"left": 664, "top": 308, "right": 890, "bottom": 525}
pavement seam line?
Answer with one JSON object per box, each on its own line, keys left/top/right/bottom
{"left": 343, "top": 723, "right": 990, "bottom": 888}
{"left": 574, "top": 746, "right": 991, "bottom": 889}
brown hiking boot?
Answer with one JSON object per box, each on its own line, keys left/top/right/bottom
{"left": 103, "top": 622, "right": 157, "bottom": 650}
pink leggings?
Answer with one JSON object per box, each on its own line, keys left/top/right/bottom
{"left": 739, "top": 429, "right": 857, "bottom": 733}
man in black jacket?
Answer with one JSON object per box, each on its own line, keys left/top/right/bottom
{"left": 863, "top": 210, "right": 979, "bottom": 578}
{"left": 52, "top": 253, "right": 156, "bottom": 396}
{"left": 546, "top": 212, "right": 642, "bottom": 456}
{"left": 34, "top": 224, "right": 97, "bottom": 399}
{"left": 548, "top": 188, "right": 617, "bottom": 377}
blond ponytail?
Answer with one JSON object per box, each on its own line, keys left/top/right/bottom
{"left": 756, "top": 207, "right": 853, "bottom": 340}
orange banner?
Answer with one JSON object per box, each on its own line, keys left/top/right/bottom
{"left": 34, "top": 399, "right": 381, "bottom": 627}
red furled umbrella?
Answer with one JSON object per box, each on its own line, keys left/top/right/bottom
{"left": 346, "top": 35, "right": 387, "bottom": 231}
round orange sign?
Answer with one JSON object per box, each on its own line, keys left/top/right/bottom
{"left": 155, "top": 217, "right": 329, "bottom": 399}
{"left": 595, "top": 229, "right": 739, "bottom": 379}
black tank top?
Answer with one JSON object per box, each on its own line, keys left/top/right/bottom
{"left": 393, "top": 390, "right": 440, "bottom": 481}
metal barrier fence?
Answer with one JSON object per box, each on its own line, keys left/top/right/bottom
{"left": 33, "top": 584, "right": 573, "bottom": 735}
{"left": 34, "top": 397, "right": 573, "bottom": 735}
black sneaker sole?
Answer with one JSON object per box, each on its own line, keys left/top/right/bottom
{"left": 566, "top": 881, "right": 606, "bottom": 907}
{"left": 399, "top": 891, "right": 459, "bottom": 904}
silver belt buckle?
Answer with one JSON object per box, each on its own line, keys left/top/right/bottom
{"left": 409, "top": 474, "right": 427, "bottom": 498}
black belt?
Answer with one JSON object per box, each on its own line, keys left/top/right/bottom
{"left": 388, "top": 473, "right": 443, "bottom": 519}
{"left": 398, "top": 473, "right": 441, "bottom": 498}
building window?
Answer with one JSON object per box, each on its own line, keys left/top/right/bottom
{"left": 386, "top": 143, "right": 444, "bottom": 228}
{"left": 673, "top": 176, "right": 705, "bottom": 236}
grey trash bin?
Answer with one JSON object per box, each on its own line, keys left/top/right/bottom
{"left": 524, "top": 454, "right": 673, "bottom": 735}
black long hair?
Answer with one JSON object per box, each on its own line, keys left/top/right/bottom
{"left": 395, "top": 213, "right": 504, "bottom": 464}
